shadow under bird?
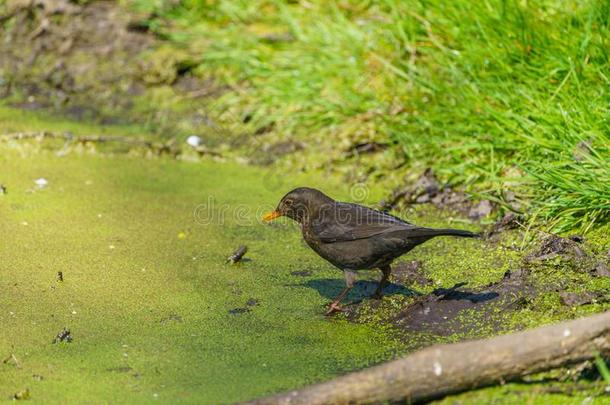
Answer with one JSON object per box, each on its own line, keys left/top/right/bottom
{"left": 263, "top": 187, "right": 479, "bottom": 315}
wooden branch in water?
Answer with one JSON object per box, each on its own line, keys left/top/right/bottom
{"left": 244, "top": 311, "right": 610, "bottom": 405}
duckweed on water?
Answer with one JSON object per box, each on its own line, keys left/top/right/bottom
{"left": 1, "top": 107, "right": 609, "bottom": 403}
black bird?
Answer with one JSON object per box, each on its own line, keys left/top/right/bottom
{"left": 263, "top": 187, "right": 478, "bottom": 315}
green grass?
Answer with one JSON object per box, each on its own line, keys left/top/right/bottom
{"left": 595, "top": 354, "right": 610, "bottom": 387}
{"left": 128, "top": 0, "right": 610, "bottom": 233}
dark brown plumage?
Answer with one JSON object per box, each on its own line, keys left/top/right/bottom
{"left": 263, "top": 187, "right": 478, "bottom": 314}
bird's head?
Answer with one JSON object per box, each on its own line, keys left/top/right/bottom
{"left": 263, "top": 187, "right": 333, "bottom": 223}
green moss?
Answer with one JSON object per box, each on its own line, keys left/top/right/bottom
{"left": 433, "top": 380, "right": 608, "bottom": 404}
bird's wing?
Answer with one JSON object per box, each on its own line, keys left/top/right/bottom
{"left": 311, "top": 202, "right": 422, "bottom": 243}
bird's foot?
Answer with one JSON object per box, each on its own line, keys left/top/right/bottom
{"left": 324, "top": 302, "right": 347, "bottom": 316}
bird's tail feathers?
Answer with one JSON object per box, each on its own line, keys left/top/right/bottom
{"left": 416, "top": 228, "right": 480, "bottom": 238}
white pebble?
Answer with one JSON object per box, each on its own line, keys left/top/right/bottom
{"left": 563, "top": 328, "right": 571, "bottom": 337}
{"left": 34, "top": 178, "right": 48, "bottom": 188}
{"left": 186, "top": 135, "right": 202, "bottom": 147}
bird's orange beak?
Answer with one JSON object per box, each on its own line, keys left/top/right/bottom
{"left": 263, "top": 210, "right": 282, "bottom": 221}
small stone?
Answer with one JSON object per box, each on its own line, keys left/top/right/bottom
{"left": 559, "top": 291, "right": 598, "bottom": 307}
{"left": 186, "top": 135, "right": 202, "bottom": 147}
{"left": 468, "top": 200, "right": 493, "bottom": 220}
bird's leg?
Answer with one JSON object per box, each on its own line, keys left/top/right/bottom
{"left": 372, "top": 265, "right": 391, "bottom": 299}
{"left": 325, "top": 270, "right": 357, "bottom": 316}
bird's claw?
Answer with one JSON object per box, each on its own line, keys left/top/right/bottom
{"left": 325, "top": 302, "right": 347, "bottom": 316}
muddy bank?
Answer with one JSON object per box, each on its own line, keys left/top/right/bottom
{"left": 341, "top": 232, "right": 610, "bottom": 349}
{"left": 0, "top": 0, "right": 227, "bottom": 141}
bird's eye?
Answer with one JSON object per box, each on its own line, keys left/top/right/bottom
{"left": 284, "top": 199, "right": 293, "bottom": 206}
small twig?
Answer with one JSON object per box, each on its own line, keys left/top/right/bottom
{"left": 2, "top": 353, "right": 20, "bottom": 368}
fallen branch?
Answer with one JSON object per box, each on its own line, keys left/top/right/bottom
{"left": 0, "top": 131, "right": 222, "bottom": 157}
{"left": 243, "top": 311, "right": 610, "bottom": 405}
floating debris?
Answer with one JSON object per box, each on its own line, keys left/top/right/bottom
{"left": 228, "top": 307, "right": 250, "bottom": 315}
{"left": 34, "top": 178, "right": 48, "bottom": 189}
{"left": 12, "top": 388, "right": 30, "bottom": 400}
{"left": 106, "top": 366, "right": 133, "bottom": 373}
{"left": 160, "top": 313, "right": 183, "bottom": 323}
{"left": 57, "top": 271, "right": 63, "bottom": 282}
{"left": 246, "top": 298, "right": 260, "bottom": 307}
{"left": 227, "top": 245, "right": 248, "bottom": 264}
{"left": 291, "top": 270, "right": 312, "bottom": 277}
{"left": 2, "top": 353, "right": 20, "bottom": 368}
{"left": 52, "top": 327, "right": 73, "bottom": 344}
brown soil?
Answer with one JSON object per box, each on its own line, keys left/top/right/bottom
{"left": 0, "top": 0, "right": 223, "bottom": 138}
{"left": 0, "top": 0, "right": 152, "bottom": 120}
{"left": 385, "top": 268, "right": 534, "bottom": 337}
